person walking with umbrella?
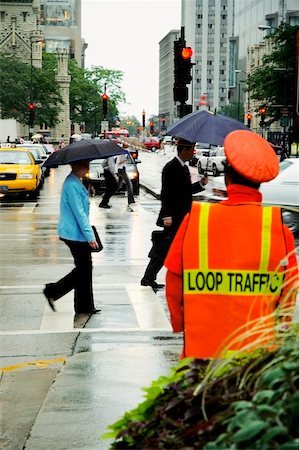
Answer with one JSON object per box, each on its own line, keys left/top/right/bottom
{"left": 43, "top": 159, "right": 101, "bottom": 315}
{"left": 141, "top": 138, "right": 208, "bottom": 290}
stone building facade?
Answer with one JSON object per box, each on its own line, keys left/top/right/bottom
{"left": 0, "top": 0, "right": 83, "bottom": 142}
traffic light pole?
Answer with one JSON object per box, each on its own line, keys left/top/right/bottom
{"left": 173, "top": 27, "right": 193, "bottom": 119}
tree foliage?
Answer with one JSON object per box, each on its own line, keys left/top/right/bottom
{"left": 0, "top": 52, "right": 62, "bottom": 127}
{"left": 69, "top": 61, "right": 127, "bottom": 133}
{"left": 247, "top": 23, "right": 298, "bottom": 122}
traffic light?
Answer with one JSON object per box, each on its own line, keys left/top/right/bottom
{"left": 28, "top": 102, "right": 35, "bottom": 127}
{"left": 246, "top": 112, "right": 253, "bottom": 128}
{"left": 142, "top": 110, "right": 145, "bottom": 128}
{"left": 181, "top": 47, "right": 193, "bottom": 84}
{"left": 259, "top": 104, "right": 267, "bottom": 127}
{"left": 173, "top": 38, "right": 193, "bottom": 104}
{"left": 150, "top": 122, "right": 154, "bottom": 134}
{"left": 101, "top": 93, "right": 109, "bottom": 116}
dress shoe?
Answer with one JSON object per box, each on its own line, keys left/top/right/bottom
{"left": 90, "top": 308, "right": 101, "bottom": 314}
{"left": 43, "top": 287, "right": 56, "bottom": 312}
{"left": 99, "top": 204, "right": 111, "bottom": 209}
{"left": 75, "top": 308, "right": 101, "bottom": 315}
{"left": 141, "top": 279, "right": 165, "bottom": 289}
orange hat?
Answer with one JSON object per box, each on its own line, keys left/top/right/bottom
{"left": 224, "top": 130, "right": 279, "bottom": 183}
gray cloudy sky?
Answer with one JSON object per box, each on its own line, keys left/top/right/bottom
{"left": 82, "top": 0, "right": 181, "bottom": 121}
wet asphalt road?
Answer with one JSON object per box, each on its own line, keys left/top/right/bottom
{"left": 0, "top": 153, "right": 183, "bottom": 450}
{"left": 1, "top": 148, "right": 298, "bottom": 450}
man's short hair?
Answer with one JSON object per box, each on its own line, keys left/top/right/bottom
{"left": 176, "top": 138, "right": 195, "bottom": 153}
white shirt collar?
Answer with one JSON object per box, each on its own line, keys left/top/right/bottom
{"left": 175, "top": 155, "right": 186, "bottom": 167}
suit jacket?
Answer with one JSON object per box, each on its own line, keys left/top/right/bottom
{"left": 156, "top": 157, "right": 204, "bottom": 232}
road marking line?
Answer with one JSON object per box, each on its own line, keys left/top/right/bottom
{"left": 0, "top": 357, "right": 66, "bottom": 372}
{"left": 0, "top": 328, "right": 175, "bottom": 335}
{"left": 40, "top": 292, "right": 74, "bottom": 330}
{"left": 127, "top": 285, "right": 171, "bottom": 330}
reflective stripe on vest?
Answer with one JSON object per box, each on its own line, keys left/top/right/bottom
{"left": 183, "top": 204, "right": 284, "bottom": 296}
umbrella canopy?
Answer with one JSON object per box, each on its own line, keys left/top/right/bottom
{"left": 44, "top": 139, "right": 127, "bottom": 167}
{"left": 167, "top": 110, "right": 251, "bottom": 146}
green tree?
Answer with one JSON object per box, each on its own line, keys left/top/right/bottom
{"left": 247, "top": 23, "right": 298, "bottom": 123}
{"left": 218, "top": 102, "right": 244, "bottom": 121}
{"left": 68, "top": 62, "right": 127, "bottom": 133}
{"left": 0, "top": 53, "right": 62, "bottom": 127}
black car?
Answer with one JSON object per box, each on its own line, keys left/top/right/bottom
{"left": 86, "top": 153, "right": 140, "bottom": 196}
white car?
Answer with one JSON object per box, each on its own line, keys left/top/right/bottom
{"left": 204, "top": 158, "right": 299, "bottom": 235}
{"left": 197, "top": 145, "right": 225, "bottom": 176}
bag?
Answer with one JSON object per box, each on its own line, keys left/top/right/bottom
{"left": 148, "top": 229, "right": 173, "bottom": 259}
{"left": 91, "top": 225, "right": 103, "bottom": 252}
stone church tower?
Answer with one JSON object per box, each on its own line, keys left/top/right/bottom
{"left": 54, "top": 49, "right": 71, "bottom": 143}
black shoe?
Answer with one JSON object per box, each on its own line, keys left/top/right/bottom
{"left": 75, "top": 308, "right": 101, "bottom": 315}
{"left": 99, "top": 204, "right": 111, "bottom": 209}
{"left": 43, "top": 287, "right": 56, "bottom": 312}
{"left": 141, "top": 279, "right": 165, "bottom": 289}
{"left": 90, "top": 308, "right": 101, "bottom": 314}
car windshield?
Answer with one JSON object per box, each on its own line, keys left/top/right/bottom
{"left": 0, "top": 151, "right": 32, "bottom": 164}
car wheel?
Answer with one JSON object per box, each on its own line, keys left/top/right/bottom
{"left": 197, "top": 162, "right": 204, "bottom": 175}
{"left": 151, "top": 146, "right": 157, "bottom": 151}
{"left": 28, "top": 187, "right": 39, "bottom": 200}
{"left": 212, "top": 163, "right": 219, "bottom": 177}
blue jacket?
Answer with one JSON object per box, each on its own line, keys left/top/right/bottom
{"left": 58, "top": 172, "right": 94, "bottom": 242}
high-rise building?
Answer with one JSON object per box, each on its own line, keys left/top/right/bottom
{"left": 182, "top": 0, "right": 234, "bottom": 114}
{"left": 159, "top": 29, "right": 180, "bottom": 125}
{"left": 40, "top": 0, "right": 86, "bottom": 68}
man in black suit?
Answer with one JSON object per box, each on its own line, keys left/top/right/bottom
{"left": 141, "top": 138, "right": 208, "bottom": 290}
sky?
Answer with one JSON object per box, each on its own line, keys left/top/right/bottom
{"left": 81, "top": 0, "right": 181, "bottom": 122}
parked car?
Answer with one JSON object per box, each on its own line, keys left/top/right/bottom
{"left": 189, "top": 142, "right": 210, "bottom": 167}
{"left": 0, "top": 147, "right": 42, "bottom": 199}
{"left": 197, "top": 145, "right": 225, "bottom": 176}
{"left": 86, "top": 152, "right": 140, "bottom": 196}
{"left": 204, "top": 158, "right": 299, "bottom": 235}
{"left": 17, "top": 143, "right": 50, "bottom": 176}
{"left": 142, "top": 138, "right": 160, "bottom": 151}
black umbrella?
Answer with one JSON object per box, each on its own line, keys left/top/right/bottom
{"left": 167, "top": 110, "right": 251, "bottom": 146}
{"left": 44, "top": 139, "right": 127, "bottom": 167}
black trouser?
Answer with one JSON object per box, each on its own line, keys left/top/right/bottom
{"left": 142, "top": 229, "right": 175, "bottom": 283}
{"left": 100, "top": 170, "right": 117, "bottom": 206}
{"left": 46, "top": 239, "right": 95, "bottom": 314}
{"left": 117, "top": 167, "right": 135, "bottom": 204}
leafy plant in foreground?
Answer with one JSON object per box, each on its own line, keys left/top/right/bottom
{"left": 104, "top": 323, "right": 299, "bottom": 449}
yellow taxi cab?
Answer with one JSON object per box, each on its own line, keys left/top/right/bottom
{"left": 0, "top": 147, "right": 42, "bottom": 199}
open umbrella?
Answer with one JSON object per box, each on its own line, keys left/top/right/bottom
{"left": 167, "top": 110, "right": 251, "bottom": 146}
{"left": 44, "top": 139, "right": 127, "bottom": 167}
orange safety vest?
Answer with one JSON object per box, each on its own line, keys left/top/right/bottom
{"left": 182, "top": 202, "right": 287, "bottom": 359}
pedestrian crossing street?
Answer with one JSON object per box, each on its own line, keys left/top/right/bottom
{"left": 0, "top": 283, "right": 172, "bottom": 335}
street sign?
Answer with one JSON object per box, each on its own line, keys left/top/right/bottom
{"left": 101, "top": 121, "right": 109, "bottom": 134}
{"left": 280, "top": 116, "right": 289, "bottom": 127}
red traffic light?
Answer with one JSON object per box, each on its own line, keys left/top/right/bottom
{"left": 29, "top": 102, "right": 35, "bottom": 110}
{"left": 246, "top": 113, "right": 253, "bottom": 120}
{"left": 259, "top": 106, "right": 266, "bottom": 115}
{"left": 101, "top": 93, "right": 109, "bottom": 101}
{"left": 181, "top": 47, "right": 193, "bottom": 59}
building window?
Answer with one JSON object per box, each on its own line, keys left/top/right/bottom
{"left": 0, "top": 11, "right": 5, "bottom": 22}
{"left": 22, "top": 12, "right": 28, "bottom": 22}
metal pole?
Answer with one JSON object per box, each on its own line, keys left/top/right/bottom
{"left": 29, "top": 40, "right": 33, "bottom": 139}
{"left": 237, "top": 82, "right": 240, "bottom": 121}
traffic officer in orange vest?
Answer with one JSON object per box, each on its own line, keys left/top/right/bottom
{"left": 164, "top": 130, "right": 298, "bottom": 359}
